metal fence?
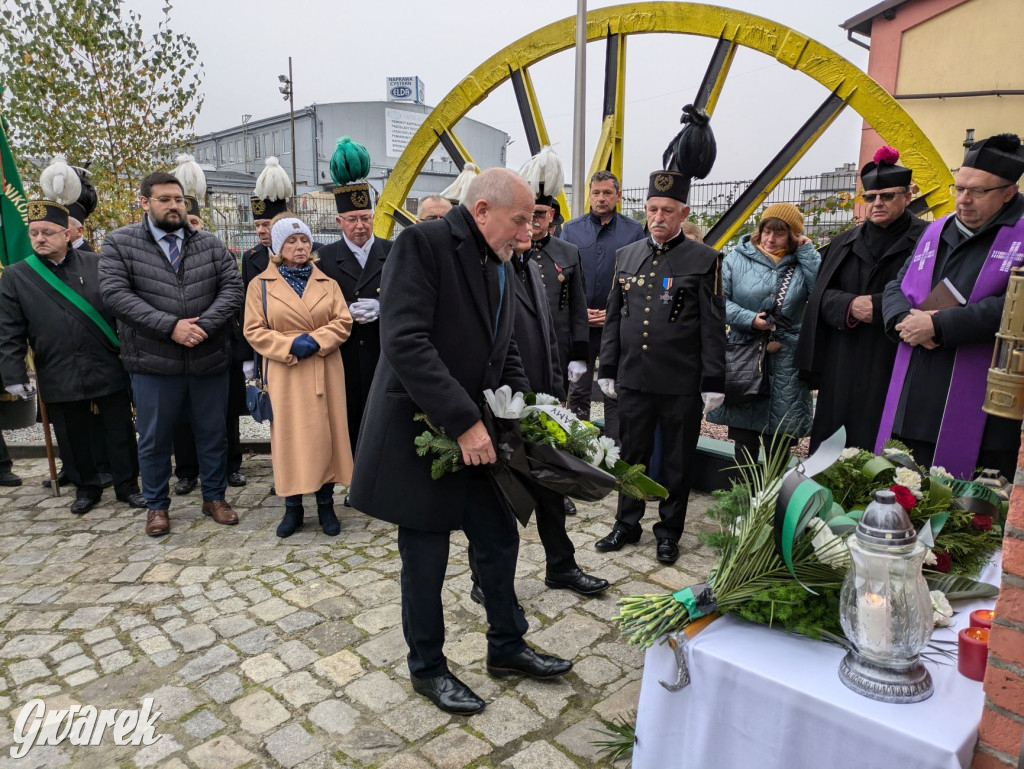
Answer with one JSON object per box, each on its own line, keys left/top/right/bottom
{"left": 206, "top": 172, "right": 859, "bottom": 252}
{"left": 620, "top": 171, "right": 858, "bottom": 246}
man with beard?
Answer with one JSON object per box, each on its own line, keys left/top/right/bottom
{"left": 796, "top": 147, "right": 927, "bottom": 451}
{"left": 99, "top": 172, "right": 243, "bottom": 537}
{"left": 0, "top": 200, "right": 144, "bottom": 514}
{"left": 316, "top": 138, "right": 391, "bottom": 487}
{"left": 561, "top": 171, "right": 645, "bottom": 439}
{"left": 350, "top": 168, "right": 572, "bottom": 715}
{"left": 878, "top": 133, "right": 1024, "bottom": 479}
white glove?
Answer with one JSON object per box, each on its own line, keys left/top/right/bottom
{"left": 598, "top": 378, "right": 617, "bottom": 399}
{"left": 349, "top": 299, "right": 380, "bottom": 324}
{"left": 701, "top": 392, "right": 725, "bottom": 415}
{"left": 567, "top": 360, "right": 587, "bottom": 383}
{"left": 5, "top": 383, "right": 35, "bottom": 400}
{"left": 242, "top": 361, "right": 256, "bottom": 379}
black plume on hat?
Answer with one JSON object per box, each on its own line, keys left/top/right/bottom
{"left": 662, "top": 105, "right": 717, "bottom": 180}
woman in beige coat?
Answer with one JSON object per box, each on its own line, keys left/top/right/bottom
{"left": 244, "top": 217, "right": 354, "bottom": 537}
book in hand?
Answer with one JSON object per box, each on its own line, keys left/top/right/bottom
{"left": 918, "top": 278, "right": 967, "bottom": 311}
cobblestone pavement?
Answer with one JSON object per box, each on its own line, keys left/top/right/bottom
{"left": 0, "top": 454, "right": 720, "bottom": 769}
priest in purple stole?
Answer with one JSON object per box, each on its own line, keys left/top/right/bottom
{"left": 877, "top": 133, "right": 1024, "bottom": 479}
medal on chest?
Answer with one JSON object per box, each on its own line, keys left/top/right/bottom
{"left": 661, "top": 277, "right": 673, "bottom": 304}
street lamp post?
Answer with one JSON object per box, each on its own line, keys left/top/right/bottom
{"left": 278, "top": 57, "right": 297, "bottom": 196}
{"left": 241, "top": 113, "right": 252, "bottom": 174}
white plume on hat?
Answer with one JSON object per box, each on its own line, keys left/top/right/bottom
{"left": 518, "top": 146, "right": 564, "bottom": 199}
{"left": 39, "top": 155, "right": 82, "bottom": 207}
{"left": 172, "top": 153, "right": 206, "bottom": 199}
{"left": 439, "top": 162, "right": 478, "bottom": 204}
{"left": 255, "top": 157, "right": 292, "bottom": 201}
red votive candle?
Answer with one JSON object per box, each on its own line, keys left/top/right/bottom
{"left": 970, "top": 610, "right": 995, "bottom": 629}
{"left": 958, "top": 627, "right": 989, "bottom": 681}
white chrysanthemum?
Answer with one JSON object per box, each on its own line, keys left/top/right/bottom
{"left": 930, "top": 466, "right": 954, "bottom": 480}
{"left": 751, "top": 478, "right": 783, "bottom": 512}
{"left": 534, "top": 393, "right": 560, "bottom": 406}
{"left": 930, "top": 590, "right": 953, "bottom": 628}
{"left": 598, "top": 436, "right": 620, "bottom": 469}
{"left": 808, "top": 519, "right": 851, "bottom": 570}
{"left": 839, "top": 447, "right": 860, "bottom": 461}
{"left": 895, "top": 467, "right": 922, "bottom": 495}
{"left": 924, "top": 548, "right": 937, "bottom": 566}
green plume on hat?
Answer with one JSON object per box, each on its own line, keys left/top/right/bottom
{"left": 329, "top": 137, "right": 371, "bottom": 186}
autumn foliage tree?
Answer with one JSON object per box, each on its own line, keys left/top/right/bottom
{"left": 0, "top": 0, "right": 204, "bottom": 234}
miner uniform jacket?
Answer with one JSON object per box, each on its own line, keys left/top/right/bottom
{"left": 316, "top": 236, "right": 392, "bottom": 448}
{"left": 527, "top": 235, "right": 589, "bottom": 373}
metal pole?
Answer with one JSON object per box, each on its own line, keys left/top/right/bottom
{"left": 571, "top": 0, "right": 587, "bottom": 218}
{"left": 289, "top": 56, "right": 297, "bottom": 196}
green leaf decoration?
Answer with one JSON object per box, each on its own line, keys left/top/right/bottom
{"left": 925, "top": 573, "right": 999, "bottom": 601}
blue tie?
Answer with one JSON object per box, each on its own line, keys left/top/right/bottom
{"left": 493, "top": 263, "right": 505, "bottom": 341}
{"left": 164, "top": 234, "right": 181, "bottom": 271}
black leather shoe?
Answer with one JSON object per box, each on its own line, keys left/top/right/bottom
{"left": 469, "top": 582, "right": 485, "bottom": 605}
{"left": 594, "top": 526, "right": 641, "bottom": 552}
{"left": 343, "top": 494, "right": 352, "bottom": 508}
{"left": 487, "top": 646, "right": 572, "bottom": 679}
{"left": 0, "top": 470, "right": 22, "bottom": 487}
{"left": 117, "top": 492, "right": 147, "bottom": 509}
{"left": 411, "top": 672, "right": 485, "bottom": 715}
{"left": 545, "top": 567, "right": 609, "bottom": 595}
{"left": 70, "top": 494, "right": 100, "bottom": 515}
{"left": 174, "top": 476, "right": 197, "bottom": 495}
{"left": 40, "top": 469, "right": 66, "bottom": 489}
{"left": 656, "top": 537, "right": 680, "bottom": 564}
{"left": 563, "top": 497, "right": 577, "bottom": 516}
{"left": 227, "top": 471, "right": 247, "bottom": 487}
{"left": 277, "top": 506, "right": 303, "bottom": 538}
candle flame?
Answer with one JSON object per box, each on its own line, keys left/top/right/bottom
{"left": 965, "top": 627, "right": 990, "bottom": 642}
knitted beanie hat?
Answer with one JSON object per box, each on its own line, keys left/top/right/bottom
{"left": 271, "top": 217, "right": 312, "bottom": 255}
{"left": 760, "top": 202, "right": 804, "bottom": 236}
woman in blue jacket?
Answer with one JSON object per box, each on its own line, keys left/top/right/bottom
{"left": 707, "top": 202, "right": 820, "bottom": 463}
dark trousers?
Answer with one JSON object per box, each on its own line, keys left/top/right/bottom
{"left": 567, "top": 326, "right": 619, "bottom": 441}
{"left": 896, "top": 435, "right": 1017, "bottom": 481}
{"left": 614, "top": 387, "right": 702, "bottom": 542}
{"left": 0, "top": 432, "right": 12, "bottom": 473}
{"left": 469, "top": 486, "right": 576, "bottom": 579}
{"left": 132, "top": 371, "right": 229, "bottom": 511}
{"left": 47, "top": 390, "right": 139, "bottom": 499}
{"left": 174, "top": 362, "right": 244, "bottom": 478}
{"left": 729, "top": 426, "right": 794, "bottom": 467}
{"left": 398, "top": 473, "right": 527, "bottom": 678}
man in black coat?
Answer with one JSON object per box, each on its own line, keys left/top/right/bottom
{"left": 796, "top": 148, "right": 928, "bottom": 451}
{"left": 316, "top": 186, "right": 392, "bottom": 462}
{"left": 595, "top": 171, "right": 727, "bottom": 565}
{"left": 0, "top": 200, "right": 143, "bottom": 514}
{"left": 350, "top": 168, "right": 572, "bottom": 716}
{"left": 879, "top": 133, "right": 1024, "bottom": 479}
{"left": 468, "top": 239, "right": 608, "bottom": 598}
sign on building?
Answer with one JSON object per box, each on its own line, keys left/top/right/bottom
{"left": 386, "top": 77, "right": 425, "bottom": 105}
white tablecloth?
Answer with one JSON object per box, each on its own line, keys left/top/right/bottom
{"left": 633, "top": 554, "right": 1001, "bottom": 769}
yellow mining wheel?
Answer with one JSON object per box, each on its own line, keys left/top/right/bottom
{"left": 375, "top": 2, "right": 954, "bottom": 248}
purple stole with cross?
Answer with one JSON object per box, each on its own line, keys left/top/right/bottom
{"left": 875, "top": 213, "right": 1024, "bottom": 478}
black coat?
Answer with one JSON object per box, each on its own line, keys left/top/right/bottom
{"left": 349, "top": 206, "right": 529, "bottom": 531}
{"left": 600, "top": 235, "right": 726, "bottom": 395}
{"left": 0, "top": 249, "right": 127, "bottom": 403}
{"left": 797, "top": 213, "right": 928, "bottom": 450}
{"left": 881, "top": 194, "right": 1024, "bottom": 452}
{"left": 528, "top": 236, "right": 590, "bottom": 373}
{"left": 511, "top": 255, "right": 564, "bottom": 400}
{"left": 316, "top": 236, "right": 392, "bottom": 446}
{"left": 99, "top": 217, "right": 243, "bottom": 376}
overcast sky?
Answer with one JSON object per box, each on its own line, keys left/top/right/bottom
{"left": 124, "top": 0, "right": 872, "bottom": 186}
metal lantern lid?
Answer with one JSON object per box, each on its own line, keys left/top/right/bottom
{"left": 855, "top": 489, "right": 917, "bottom": 547}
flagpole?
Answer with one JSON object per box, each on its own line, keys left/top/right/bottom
{"left": 571, "top": 0, "right": 587, "bottom": 219}
{"left": 36, "top": 393, "right": 60, "bottom": 498}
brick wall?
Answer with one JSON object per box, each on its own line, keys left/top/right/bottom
{"left": 974, "top": 442, "right": 1024, "bottom": 768}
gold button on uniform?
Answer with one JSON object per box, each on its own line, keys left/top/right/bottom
{"left": 642, "top": 344, "right": 648, "bottom": 350}
{"left": 643, "top": 320, "right": 650, "bottom": 326}
{"left": 644, "top": 307, "right": 651, "bottom": 313}
{"left": 643, "top": 332, "right": 649, "bottom": 338}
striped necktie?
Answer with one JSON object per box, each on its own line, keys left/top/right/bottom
{"left": 163, "top": 234, "right": 181, "bottom": 271}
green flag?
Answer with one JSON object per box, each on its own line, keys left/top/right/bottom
{"left": 0, "top": 97, "right": 32, "bottom": 268}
